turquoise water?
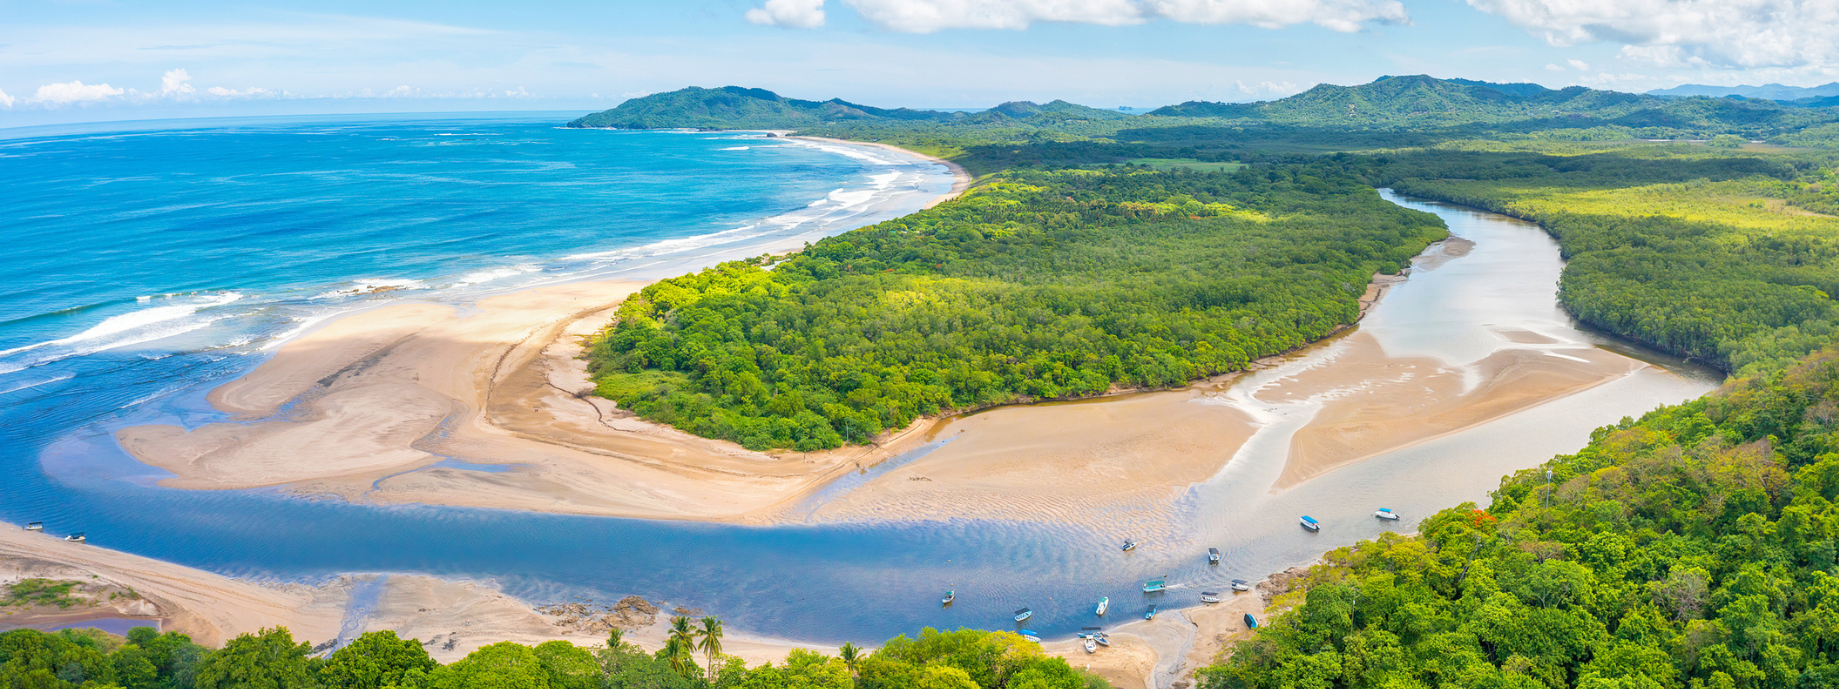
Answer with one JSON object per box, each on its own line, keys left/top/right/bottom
{"left": 0, "top": 117, "right": 1715, "bottom": 648}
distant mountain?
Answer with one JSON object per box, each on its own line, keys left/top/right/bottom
{"left": 566, "top": 87, "right": 1126, "bottom": 130}
{"left": 1648, "top": 83, "right": 1839, "bottom": 100}
{"left": 1149, "top": 75, "right": 1657, "bottom": 127}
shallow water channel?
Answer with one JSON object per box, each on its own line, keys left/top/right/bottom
{"left": 1, "top": 191, "right": 1718, "bottom": 646}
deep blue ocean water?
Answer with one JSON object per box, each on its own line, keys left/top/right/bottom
{"left": 0, "top": 115, "right": 1716, "bottom": 653}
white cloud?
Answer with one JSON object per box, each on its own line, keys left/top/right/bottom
{"left": 1566, "top": 58, "right": 1589, "bottom": 71}
{"left": 385, "top": 85, "right": 418, "bottom": 97}
{"left": 747, "top": 0, "right": 828, "bottom": 28}
{"left": 161, "top": 68, "right": 195, "bottom": 96}
{"left": 815, "top": 0, "right": 1406, "bottom": 33}
{"left": 1465, "top": 0, "right": 1839, "bottom": 68}
{"left": 33, "top": 80, "right": 124, "bottom": 104}
{"left": 1544, "top": 63, "right": 1564, "bottom": 71}
{"left": 0, "top": 88, "right": 13, "bottom": 108}
{"left": 205, "top": 85, "right": 273, "bottom": 97}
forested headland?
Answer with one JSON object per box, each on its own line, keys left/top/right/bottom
{"left": 584, "top": 165, "right": 1445, "bottom": 451}
{"left": 0, "top": 623, "right": 1106, "bottom": 689}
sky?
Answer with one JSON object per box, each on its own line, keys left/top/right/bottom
{"left": 4, "top": 0, "right": 1839, "bottom": 127}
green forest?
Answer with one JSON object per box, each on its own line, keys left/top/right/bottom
{"left": 0, "top": 623, "right": 1107, "bottom": 689}
{"left": 584, "top": 165, "right": 1445, "bottom": 450}
{"left": 1202, "top": 344, "right": 1839, "bottom": 689}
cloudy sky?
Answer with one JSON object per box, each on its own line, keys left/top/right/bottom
{"left": 4, "top": 0, "right": 1838, "bottom": 127}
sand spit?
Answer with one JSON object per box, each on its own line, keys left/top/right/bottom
{"left": 117, "top": 281, "right": 898, "bottom": 521}
{"left": 0, "top": 528, "right": 835, "bottom": 663}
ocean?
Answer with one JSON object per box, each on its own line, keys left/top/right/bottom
{"left": 0, "top": 115, "right": 1713, "bottom": 650}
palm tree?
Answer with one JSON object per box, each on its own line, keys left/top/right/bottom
{"left": 663, "top": 635, "right": 692, "bottom": 677}
{"left": 697, "top": 616, "right": 724, "bottom": 680}
{"left": 606, "top": 627, "right": 625, "bottom": 651}
{"left": 839, "top": 642, "right": 861, "bottom": 678}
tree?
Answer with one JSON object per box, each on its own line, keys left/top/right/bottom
{"left": 192, "top": 627, "right": 316, "bottom": 689}
{"left": 838, "top": 643, "right": 861, "bottom": 678}
{"left": 417, "top": 642, "right": 552, "bottom": 689}
{"left": 321, "top": 630, "right": 437, "bottom": 689}
{"left": 697, "top": 616, "right": 724, "bottom": 681}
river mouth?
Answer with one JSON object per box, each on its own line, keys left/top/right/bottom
{"left": 2, "top": 188, "right": 1717, "bottom": 647}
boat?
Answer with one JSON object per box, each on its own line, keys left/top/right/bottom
{"left": 1084, "top": 638, "right": 1097, "bottom": 654}
{"left": 943, "top": 591, "right": 955, "bottom": 606}
{"left": 1200, "top": 591, "right": 1221, "bottom": 604}
{"left": 1300, "top": 515, "right": 1321, "bottom": 532}
{"left": 64, "top": 532, "right": 85, "bottom": 543}
{"left": 1207, "top": 548, "right": 1220, "bottom": 564}
{"left": 1095, "top": 597, "right": 1109, "bottom": 616}
{"left": 1230, "top": 579, "right": 1252, "bottom": 592}
{"left": 1375, "top": 508, "right": 1402, "bottom": 521}
{"left": 1095, "top": 633, "right": 1110, "bottom": 647}
{"left": 1121, "top": 538, "right": 1137, "bottom": 552}
{"left": 1243, "top": 613, "right": 1258, "bottom": 629}
{"left": 1143, "top": 579, "right": 1167, "bottom": 593}
{"left": 1144, "top": 605, "right": 1158, "bottom": 620}
{"left": 1019, "top": 629, "right": 1040, "bottom": 641}
{"left": 24, "top": 522, "right": 42, "bottom": 531}
{"left": 1014, "top": 608, "right": 1033, "bottom": 623}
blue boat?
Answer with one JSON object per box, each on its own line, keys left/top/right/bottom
{"left": 1019, "top": 629, "right": 1040, "bottom": 641}
{"left": 1144, "top": 605, "right": 1158, "bottom": 620}
{"left": 1244, "top": 613, "right": 1258, "bottom": 629}
{"left": 1300, "top": 515, "right": 1321, "bottom": 532}
{"left": 1143, "top": 579, "right": 1167, "bottom": 593}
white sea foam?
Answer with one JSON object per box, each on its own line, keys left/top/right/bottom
{"left": 312, "top": 278, "right": 427, "bottom": 300}
{"left": 718, "top": 146, "right": 751, "bottom": 151}
{"left": 0, "top": 292, "right": 244, "bottom": 374}
{"left": 452, "top": 265, "right": 541, "bottom": 287}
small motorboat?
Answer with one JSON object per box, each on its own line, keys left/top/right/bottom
{"left": 1014, "top": 608, "right": 1034, "bottom": 623}
{"left": 1084, "top": 638, "right": 1097, "bottom": 654}
{"left": 1243, "top": 613, "right": 1258, "bottom": 629}
{"left": 1230, "top": 579, "right": 1252, "bottom": 592}
{"left": 1207, "top": 548, "right": 1220, "bottom": 564}
{"left": 25, "top": 522, "right": 42, "bottom": 531}
{"left": 64, "top": 532, "right": 85, "bottom": 543}
{"left": 1143, "top": 579, "right": 1167, "bottom": 593}
{"left": 1019, "top": 629, "right": 1040, "bottom": 642}
{"left": 1144, "top": 605, "right": 1158, "bottom": 620}
{"left": 1300, "top": 515, "right": 1321, "bottom": 532}
{"left": 1121, "top": 538, "right": 1138, "bottom": 552}
{"left": 943, "top": 591, "right": 955, "bottom": 606}
{"left": 1095, "top": 633, "right": 1110, "bottom": 647}
{"left": 1375, "top": 508, "right": 1402, "bottom": 521}
{"left": 1082, "top": 626, "right": 1102, "bottom": 638}
{"left": 1200, "top": 591, "right": 1221, "bottom": 604}
{"left": 1095, "top": 597, "right": 1109, "bottom": 616}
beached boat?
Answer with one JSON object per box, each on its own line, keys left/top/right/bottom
{"left": 64, "top": 532, "right": 85, "bottom": 543}
{"left": 1230, "top": 579, "right": 1251, "bottom": 592}
{"left": 942, "top": 591, "right": 955, "bottom": 606}
{"left": 1095, "top": 597, "right": 1109, "bottom": 616}
{"left": 1084, "top": 638, "right": 1097, "bottom": 654}
{"left": 1121, "top": 538, "right": 1137, "bottom": 552}
{"left": 1300, "top": 515, "right": 1321, "bottom": 532}
{"left": 1207, "top": 548, "right": 1220, "bottom": 564}
{"left": 1019, "top": 629, "right": 1040, "bottom": 641}
{"left": 1142, "top": 579, "right": 1167, "bottom": 593}
{"left": 1014, "top": 608, "right": 1033, "bottom": 623}
{"left": 25, "top": 522, "right": 42, "bottom": 531}
{"left": 1200, "top": 591, "right": 1221, "bottom": 604}
{"left": 1243, "top": 613, "right": 1258, "bottom": 629}
{"left": 1095, "top": 633, "right": 1110, "bottom": 647}
{"left": 1144, "top": 605, "right": 1158, "bottom": 620}
{"left": 1374, "top": 508, "right": 1402, "bottom": 521}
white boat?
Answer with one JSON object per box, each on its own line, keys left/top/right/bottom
{"left": 1121, "top": 538, "right": 1137, "bottom": 552}
{"left": 64, "top": 532, "right": 85, "bottom": 543}
{"left": 1095, "top": 597, "right": 1109, "bottom": 616}
{"left": 1300, "top": 515, "right": 1321, "bottom": 532}
{"left": 1014, "top": 608, "right": 1033, "bottom": 623}
{"left": 942, "top": 591, "right": 955, "bottom": 606}
{"left": 1084, "top": 638, "right": 1097, "bottom": 654}
{"left": 1200, "top": 591, "right": 1221, "bottom": 604}
{"left": 1374, "top": 508, "right": 1401, "bottom": 521}
{"left": 1019, "top": 629, "right": 1040, "bottom": 641}
{"left": 1230, "top": 579, "right": 1252, "bottom": 592}
{"left": 1207, "top": 548, "right": 1220, "bottom": 564}
{"left": 24, "top": 522, "right": 42, "bottom": 531}
{"left": 1095, "top": 633, "right": 1110, "bottom": 647}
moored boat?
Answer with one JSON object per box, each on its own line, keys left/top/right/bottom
{"left": 1144, "top": 605, "right": 1158, "bottom": 620}
{"left": 1121, "top": 538, "right": 1137, "bottom": 552}
{"left": 943, "top": 591, "right": 955, "bottom": 606}
{"left": 64, "top": 532, "right": 85, "bottom": 543}
{"left": 1300, "top": 515, "right": 1321, "bottom": 532}
{"left": 1142, "top": 579, "right": 1167, "bottom": 593}
{"left": 1200, "top": 591, "right": 1221, "bottom": 604}
{"left": 1014, "top": 608, "right": 1033, "bottom": 623}
{"left": 1095, "top": 633, "right": 1110, "bottom": 647}
{"left": 1230, "top": 579, "right": 1251, "bottom": 592}
{"left": 1084, "top": 638, "right": 1097, "bottom": 654}
{"left": 1095, "top": 597, "right": 1109, "bottom": 616}
{"left": 1207, "top": 547, "right": 1220, "bottom": 564}
{"left": 1375, "top": 508, "right": 1401, "bottom": 521}
{"left": 25, "top": 522, "right": 42, "bottom": 531}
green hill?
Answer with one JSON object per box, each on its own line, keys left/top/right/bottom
{"left": 565, "top": 86, "right": 962, "bottom": 130}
